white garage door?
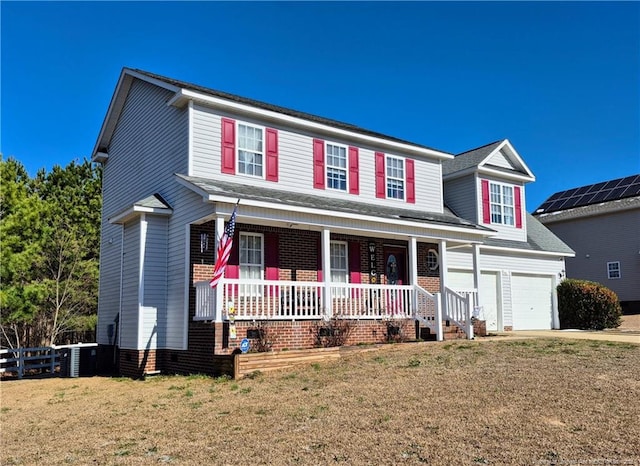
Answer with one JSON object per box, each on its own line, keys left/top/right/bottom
{"left": 511, "top": 274, "right": 554, "bottom": 330}
{"left": 448, "top": 270, "right": 500, "bottom": 331}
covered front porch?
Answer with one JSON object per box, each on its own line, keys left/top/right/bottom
{"left": 181, "top": 176, "right": 493, "bottom": 345}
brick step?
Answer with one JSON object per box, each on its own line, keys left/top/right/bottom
{"left": 418, "top": 322, "right": 468, "bottom": 341}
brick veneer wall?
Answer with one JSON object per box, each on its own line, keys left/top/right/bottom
{"left": 176, "top": 223, "right": 450, "bottom": 375}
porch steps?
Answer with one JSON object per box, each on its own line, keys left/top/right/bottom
{"left": 418, "top": 321, "right": 468, "bottom": 341}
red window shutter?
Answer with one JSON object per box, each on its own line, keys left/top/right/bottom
{"left": 265, "top": 232, "right": 280, "bottom": 280}
{"left": 481, "top": 179, "right": 491, "bottom": 224}
{"left": 348, "top": 146, "right": 359, "bottom": 195}
{"left": 348, "top": 241, "right": 361, "bottom": 284}
{"left": 313, "top": 139, "right": 325, "bottom": 189}
{"left": 221, "top": 118, "right": 236, "bottom": 175}
{"left": 349, "top": 241, "right": 361, "bottom": 299}
{"left": 514, "top": 186, "right": 523, "bottom": 229}
{"left": 375, "top": 152, "right": 386, "bottom": 198}
{"left": 265, "top": 128, "right": 279, "bottom": 182}
{"left": 225, "top": 230, "right": 240, "bottom": 279}
{"left": 406, "top": 159, "right": 415, "bottom": 203}
{"left": 316, "top": 236, "right": 323, "bottom": 281}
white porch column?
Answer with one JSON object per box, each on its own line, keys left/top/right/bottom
{"left": 439, "top": 240, "right": 448, "bottom": 297}
{"left": 408, "top": 237, "right": 418, "bottom": 285}
{"left": 321, "top": 228, "right": 332, "bottom": 317}
{"left": 408, "top": 237, "right": 418, "bottom": 316}
{"left": 214, "top": 216, "right": 225, "bottom": 322}
{"left": 472, "top": 243, "right": 482, "bottom": 316}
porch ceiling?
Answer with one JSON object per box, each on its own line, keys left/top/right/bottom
{"left": 176, "top": 174, "right": 494, "bottom": 239}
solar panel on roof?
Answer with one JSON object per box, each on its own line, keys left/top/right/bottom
{"left": 605, "top": 186, "right": 627, "bottom": 201}
{"left": 537, "top": 174, "right": 639, "bottom": 214}
{"left": 587, "top": 182, "right": 607, "bottom": 193}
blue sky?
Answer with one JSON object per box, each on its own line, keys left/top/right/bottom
{"left": 2, "top": 1, "right": 638, "bottom": 211}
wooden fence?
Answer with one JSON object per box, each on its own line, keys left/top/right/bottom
{"left": 0, "top": 344, "right": 98, "bottom": 379}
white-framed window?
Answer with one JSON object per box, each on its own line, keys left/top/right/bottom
{"left": 490, "top": 182, "right": 515, "bottom": 226}
{"left": 386, "top": 155, "right": 405, "bottom": 200}
{"left": 607, "top": 261, "right": 621, "bottom": 279}
{"left": 326, "top": 143, "right": 347, "bottom": 191}
{"left": 330, "top": 241, "right": 348, "bottom": 283}
{"left": 237, "top": 123, "right": 264, "bottom": 178}
{"left": 240, "top": 232, "right": 263, "bottom": 295}
{"left": 330, "top": 241, "right": 348, "bottom": 298}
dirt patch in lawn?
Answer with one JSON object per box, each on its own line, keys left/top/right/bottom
{"left": 2, "top": 339, "right": 639, "bottom": 465}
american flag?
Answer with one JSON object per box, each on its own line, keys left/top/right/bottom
{"left": 209, "top": 203, "right": 238, "bottom": 289}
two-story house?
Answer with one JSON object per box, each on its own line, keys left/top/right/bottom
{"left": 92, "top": 68, "right": 573, "bottom": 377}
{"left": 534, "top": 175, "right": 640, "bottom": 314}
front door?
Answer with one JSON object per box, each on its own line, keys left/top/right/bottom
{"left": 384, "top": 246, "right": 408, "bottom": 285}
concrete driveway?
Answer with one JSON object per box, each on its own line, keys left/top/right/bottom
{"left": 499, "top": 329, "right": 640, "bottom": 344}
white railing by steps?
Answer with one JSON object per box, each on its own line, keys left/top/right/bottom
{"left": 444, "top": 287, "right": 475, "bottom": 339}
{"left": 413, "top": 285, "right": 443, "bottom": 341}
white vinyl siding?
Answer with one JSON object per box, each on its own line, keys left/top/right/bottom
{"left": 189, "top": 105, "right": 445, "bottom": 213}
{"left": 487, "top": 150, "right": 514, "bottom": 170}
{"left": 140, "top": 216, "right": 168, "bottom": 349}
{"left": 96, "top": 222, "right": 123, "bottom": 345}
{"left": 100, "top": 79, "right": 213, "bottom": 351}
{"left": 443, "top": 175, "right": 477, "bottom": 222}
{"left": 119, "top": 220, "right": 140, "bottom": 349}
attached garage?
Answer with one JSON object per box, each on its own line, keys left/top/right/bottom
{"left": 511, "top": 274, "right": 554, "bottom": 330}
{"left": 448, "top": 270, "right": 501, "bottom": 331}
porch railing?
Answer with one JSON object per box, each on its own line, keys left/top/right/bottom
{"left": 194, "top": 280, "right": 475, "bottom": 340}
{"left": 195, "top": 280, "right": 419, "bottom": 321}
{"left": 444, "top": 287, "right": 475, "bottom": 339}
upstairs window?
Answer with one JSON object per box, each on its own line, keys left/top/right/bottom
{"left": 238, "top": 124, "right": 264, "bottom": 177}
{"left": 375, "top": 152, "right": 415, "bottom": 202}
{"left": 386, "top": 156, "right": 405, "bottom": 200}
{"left": 489, "top": 182, "right": 515, "bottom": 226}
{"left": 607, "top": 261, "right": 621, "bottom": 279}
{"left": 221, "top": 118, "right": 278, "bottom": 181}
{"left": 326, "top": 143, "right": 347, "bottom": 191}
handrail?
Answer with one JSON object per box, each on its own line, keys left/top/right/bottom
{"left": 444, "top": 287, "right": 474, "bottom": 339}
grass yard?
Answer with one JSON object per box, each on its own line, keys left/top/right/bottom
{"left": 1, "top": 338, "right": 639, "bottom": 465}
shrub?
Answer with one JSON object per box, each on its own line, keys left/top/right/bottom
{"left": 557, "top": 279, "right": 621, "bottom": 330}
{"left": 315, "top": 315, "right": 354, "bottom": 347}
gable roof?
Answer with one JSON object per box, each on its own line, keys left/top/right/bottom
{"left": 442, "top": 139, "right": 535, "bottom": 182}
{"left": 534, "top": 174, "right": 640, "bottom": 215}
{"left": 93, "top": 67, "right": 453, "bottom": 161}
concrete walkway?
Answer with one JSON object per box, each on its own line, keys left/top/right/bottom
{"left": 496, "top": 329, "right": 640, "bottom": 344}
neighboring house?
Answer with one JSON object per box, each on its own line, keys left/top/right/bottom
{"left": 534, "top": 175, "right": 640, "bottom": 314}
{"left": 92, "top": 68, "right": 573, "bottom": 377}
